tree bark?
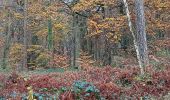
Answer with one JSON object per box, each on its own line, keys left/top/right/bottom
{"left": 135, "top": 0, "right": 149, "bottom": 68}
{"left": 70, "top": 13, "right": 81, "bottom": 69}
{"left": 73, "top": 14, "right": 80, "bottom": 69}
{"left": 23, "top": 0, "right": 28, "bottom": 70}
{"left": 2, "top": 8, "right": 11, "bottom": 69}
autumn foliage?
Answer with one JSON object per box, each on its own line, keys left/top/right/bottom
{"left": 0, "top": 65, "right": 170, "bottom": 99}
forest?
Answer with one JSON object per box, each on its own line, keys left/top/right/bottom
{"left": 0, "top": 0, "right": 170, "bottom": 99}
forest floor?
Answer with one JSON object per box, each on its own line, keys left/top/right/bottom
{"left": 0, "top": 51, "right": 170, "bottom": 99}
{"left": 0, "top": 65, "right": 170, "bottom": 100}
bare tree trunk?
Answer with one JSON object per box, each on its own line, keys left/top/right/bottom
{"left": 2, "top": 7, "right": 11, "bottom": 69}
{"left": 70, "top": 36, "right": 74, "bottom": 67}
{"left": 135, "top": 0, "right": 149, "bottom": 69}
{"left": 47, "top": 19, "right": 54, "bottom": 68}
{"left": 23, "top": 0, "right": 28, "bottom": 70}
{"left": 70, "top": 14, "right": 79, "bottom": 68}
{"left": 73, "top": 14, "right": 80, "bottom": 69}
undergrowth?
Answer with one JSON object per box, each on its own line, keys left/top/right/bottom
{"left": 0, "top": 66, "right": 170, "bottom": 100}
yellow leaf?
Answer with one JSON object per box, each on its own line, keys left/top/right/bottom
{"left": 14, "top": 13, "right": 24, "bottom": 19}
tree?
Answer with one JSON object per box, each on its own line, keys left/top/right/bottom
{"left": 23, "top": 0, "right": 28, "bottom": 70}
{"left": 2, "top": 7, "right": 11, "bottom": 69}
{"left": 135, "top": 0, "right": 149, "bottom": 74}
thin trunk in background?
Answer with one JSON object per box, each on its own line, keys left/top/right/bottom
{"left": 2, "top": 7, "right": 11, "bottom": 69}
{"left": 47, "top": 19, "right": 54, "bottom": 67}
{"left": 103, "top": 6, "right": 112, "bottom": 66}
{"left": 75, "top": 14, "right": 80, "bottom": 69}
{"left": 47, "top": 0, "right": 54, "bottom": 68}
{"left": 72, "top": 13, "right": 80, "bottom": 69}
{"left": 94, "top": 37, "right": 99, "bottom": 63}
{"left": 47, "top": 19, "right": 53, "bottom": 51}
{"left": 23, "top": 0, "right": 28, "bottom": 70}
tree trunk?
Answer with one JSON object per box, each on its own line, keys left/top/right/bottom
{"left": 2, "top": 8, "right": 11, "bottom": 69}
{"left": 23, "top": 0, "right": 28, "bottom": 70}
{"left": 47, "top": 19, "right": 53, "bottom": 51}
{"left": 73, "top": 14, "right": 80, "bottom": 69}
{"left": 47, "top": 19, "right": 55, "bottom": 68}
{"left": 135, "top": 0, "right": 149, "bottom": 69}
